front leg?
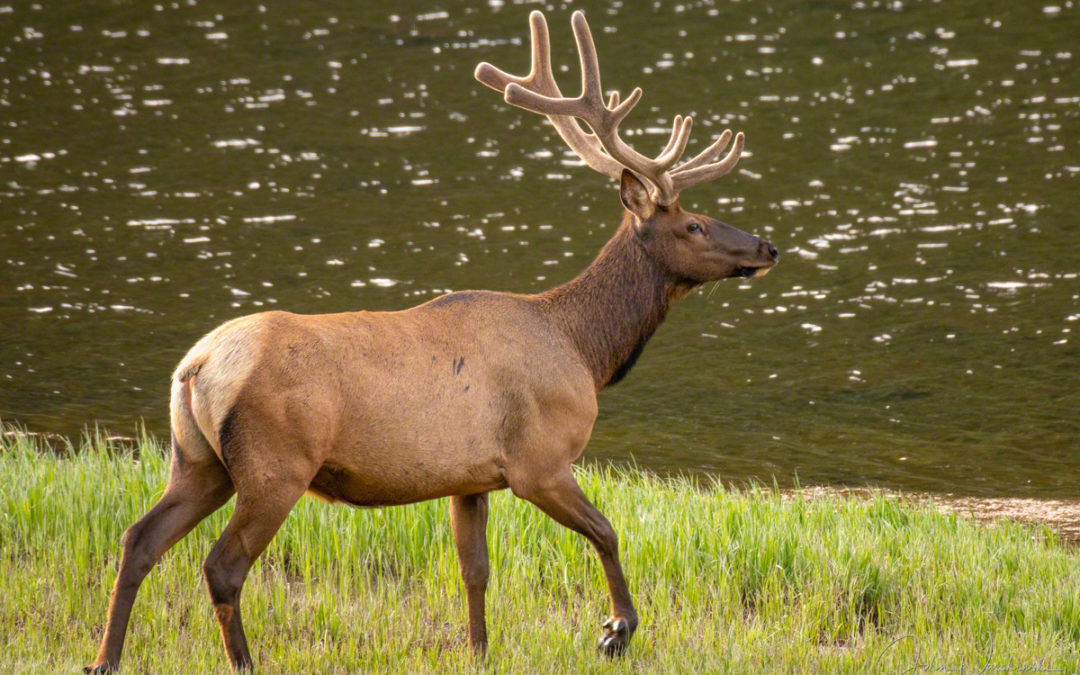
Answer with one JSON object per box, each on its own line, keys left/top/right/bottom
{"left": 511, "top": 470, "right": 638, "bottom": 656}
{"left": 449, "top": 493, "right": 490, "bottom": 654}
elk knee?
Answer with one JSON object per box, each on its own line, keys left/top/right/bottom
{"left": 589, "top": 518, "right": 619, "bottom": 557}
{"left": 462, "top": 557, "right": 489, "bottom": 591}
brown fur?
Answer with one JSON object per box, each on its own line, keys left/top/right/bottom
{"left": 86, "top": 95, "right": 777, "bottom": 675}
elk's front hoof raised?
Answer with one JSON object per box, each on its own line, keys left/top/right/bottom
{"left": 597, "top": 617, "right": 631, "bottom": 657}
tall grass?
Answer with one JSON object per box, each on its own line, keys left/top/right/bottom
{"left": 3, "top": 431, "right": 1079, "bottom": 672}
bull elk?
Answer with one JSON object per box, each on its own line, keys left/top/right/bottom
{"left": 85, "top": 10, "right": 777, "bottom": 673}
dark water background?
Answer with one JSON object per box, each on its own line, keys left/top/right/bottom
{"left": 2, "top": 0, "right": 1078, "bottom": 497}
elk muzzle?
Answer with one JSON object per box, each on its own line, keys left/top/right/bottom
{"left": 734, "top": 238, "right": 779, "bottom": 278}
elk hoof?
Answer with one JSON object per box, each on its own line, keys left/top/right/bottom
{"left": 83, "top": 665, "right": 111, "bottom": 674}
{"left": 597, "top": 617, "right": 630, "bottom": 657}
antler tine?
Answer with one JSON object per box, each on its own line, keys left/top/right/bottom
{"left": 606, "top": 89, "right": 640, "bottom": 123}
{"left": 655, "top": 115, "right": 694, "bottom": 171}
{"left": 528, "top": 10, "right": 554, "bottom": 89}
{"left": 670, "top": 131, "right": 745, "bottom": 194}
{"left": 571, "top": 10, "right": 605, "bottom": 105}
{"left": 672, "top": 129, "right": 733, "bottom": 174}
{"left": 657, "top": 115, "right": 684, "bottom": 158}
{"left": 474, "top": 11, "right": 553, "bottom": 94}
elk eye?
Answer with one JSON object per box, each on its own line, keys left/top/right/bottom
{"left": 686, "top": 222, "right": 703, "bottom": 234}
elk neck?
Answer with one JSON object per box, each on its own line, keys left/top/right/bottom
{"left": 536, "top": 212, "right": 697, "bottom": 391}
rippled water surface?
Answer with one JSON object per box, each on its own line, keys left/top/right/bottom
{"left": 2, "top": 0, "right": 1078, "bottom": 497}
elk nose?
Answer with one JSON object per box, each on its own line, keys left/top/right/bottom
{"left": 765, "top": 241, "right": 779, "bottom": 261}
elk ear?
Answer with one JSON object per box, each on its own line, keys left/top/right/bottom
{"left": 620, "top": 169, "right": 655, "bottom": 224}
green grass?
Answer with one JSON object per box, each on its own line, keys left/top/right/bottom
{"left": 3, "top": 431, "right": 1079, "bottom": 673}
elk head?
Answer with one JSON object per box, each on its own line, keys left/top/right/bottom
{"left": 475, "top": 10, "right": 778, "bottom": 286}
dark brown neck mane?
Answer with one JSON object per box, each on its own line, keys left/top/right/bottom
{"left": 537, "top": 212, "right": 696, "bottom": 391}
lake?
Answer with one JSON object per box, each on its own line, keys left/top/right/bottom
{"left": 1, "top": 0, "right": 1077, "bottom": 497}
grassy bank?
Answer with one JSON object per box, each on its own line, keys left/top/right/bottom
{"left": 3, "top": 432, "right": 1079, "bottom": 673}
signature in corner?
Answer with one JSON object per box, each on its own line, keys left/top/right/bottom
{"left": 874, "top": 635, "right": 1066, "bottom": 674}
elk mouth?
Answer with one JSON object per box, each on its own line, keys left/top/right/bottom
{"left": 732, "top": 263, "right": 773, "bottom": 279}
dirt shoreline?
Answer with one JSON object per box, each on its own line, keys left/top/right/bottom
{"left": 931, "top": 495, "right": 1080, "bottom": 542}
{"left": 790, "top": 485, "right": 1080, "bottom": 543}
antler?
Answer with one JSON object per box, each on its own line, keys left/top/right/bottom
{"left": 474, "top": 10, "right": 744, "bottom": 207}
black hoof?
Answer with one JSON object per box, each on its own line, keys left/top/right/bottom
{"left": 84, "top": 666, "right": 110, "bottom": 674}
{"left": 597, "top": 617, "right": 630, "bottom": 657}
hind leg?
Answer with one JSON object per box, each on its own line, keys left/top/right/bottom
{"left": 85, "top": 441, "right": 235, "bottom": 673}
{"left": 201, "top": 460, "right": 316, "bottom": 672}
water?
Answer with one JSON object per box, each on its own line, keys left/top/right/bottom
{"left": 2, "top": 0, "right": 1077, "bottom": 498}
